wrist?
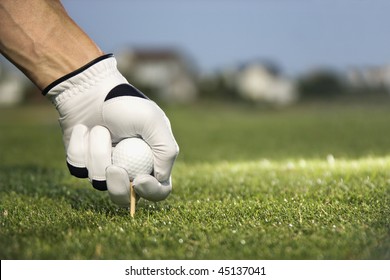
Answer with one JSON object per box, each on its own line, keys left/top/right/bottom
{"left": 36, "top": 47, "right": 104, "bottom": 90}
{"left": 42, "top": 54, "right": 115, "bottom": 96}
{"left": 43, "top": 54, "right": 128, "bottom": 108}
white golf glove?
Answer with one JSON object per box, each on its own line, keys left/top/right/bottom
{"left": 43, "top": 54, "right": 179, "bottom": 206}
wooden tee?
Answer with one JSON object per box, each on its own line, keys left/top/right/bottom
{"left": 130, "top": 181, "right": 136, "bottom": 218}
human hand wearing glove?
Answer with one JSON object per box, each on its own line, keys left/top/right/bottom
{"left": 0, "top": 0, "right": 179, "bottom": 207}
{"left": 44, "top": 54, "right": 179, "bottom": 206}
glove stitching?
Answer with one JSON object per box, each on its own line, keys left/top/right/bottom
{"left": 54, "top": 69, "right": 109, "bottom": 106}
{"left": 50, "top": 58, "right": 121, "bottom": 107}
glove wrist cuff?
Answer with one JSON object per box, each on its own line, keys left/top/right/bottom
{"left": 42, "top": 53, "right": 119, "bottom": 106}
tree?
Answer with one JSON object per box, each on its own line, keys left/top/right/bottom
{"left": 297, "top": 70, "right": 345, "bottom": 100}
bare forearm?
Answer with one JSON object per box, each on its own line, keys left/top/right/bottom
{"left": 0, "top": 0, "right": 103, "bottom": 90}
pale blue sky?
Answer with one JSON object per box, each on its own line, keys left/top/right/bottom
{"left": 62, "top": 0, "right": 390, "bottom": 76}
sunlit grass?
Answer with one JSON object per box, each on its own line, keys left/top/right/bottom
{"left": 0, "top": 103, "right": 389, "bottom": 259}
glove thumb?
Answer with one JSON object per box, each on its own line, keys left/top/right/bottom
{"left": 133, "top": 174, "right": 172, "bottom": 202}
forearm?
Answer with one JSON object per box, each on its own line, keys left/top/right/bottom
{"left": 0, "top": 0, "right": 103, "bottom": 90}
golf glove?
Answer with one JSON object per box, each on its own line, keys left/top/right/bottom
{"left": 43, "top": 54, "right": 179, "bottom": 205}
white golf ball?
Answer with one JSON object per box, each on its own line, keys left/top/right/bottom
{"left": 112, "top": 138, "right": 154, "bottom": 180}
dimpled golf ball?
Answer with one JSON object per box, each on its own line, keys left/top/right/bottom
{"left": 112, "top": 138, "right": 154, "bottom": 180}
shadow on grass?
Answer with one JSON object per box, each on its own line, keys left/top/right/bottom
{"left": 0, "top": 164, "right": 173, "bottom": 221}
{"left": 0, "top": 165, "right": 129, "bottom": 217}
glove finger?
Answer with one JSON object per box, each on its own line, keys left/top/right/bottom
{"left": 88, "top": 125, "right": 112, "bottom": 191}
{"left": 106, "top": 165, "right": 131, "bottom": 207}
{"left": 133, "top": 174, "right": 172, "bottom": 202}
{"left": 66, "top": 124, "right": 89, "bottom": 178}
{"left": 144, "top": 112, "right": 179, "bottom": 184}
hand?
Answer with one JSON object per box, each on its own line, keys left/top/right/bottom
{"left": 44, "top": 54, "right": 179, "bottom": 206}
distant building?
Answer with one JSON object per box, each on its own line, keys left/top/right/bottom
{"left": 116, "top": 48, "right": 198, "bottom": 103}
{"left": 346, "top": 65, "right": 390, "bottom": 91}
{"left": 0, "top": 63, "right": 27, "bottom": 106}
{"left": 233, "top": 62, "right": 297, "bottom": 105}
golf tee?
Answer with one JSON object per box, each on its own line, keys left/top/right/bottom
{"left": 130, "top": 181, "right": 136, "bottom": 218}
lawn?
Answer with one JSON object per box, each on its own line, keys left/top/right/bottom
{"left": 0, "top": 102, "right": 389, "bottom": 259}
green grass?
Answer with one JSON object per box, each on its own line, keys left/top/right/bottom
{"left": 0, "top": 103, "right": 389, "bottom": 259}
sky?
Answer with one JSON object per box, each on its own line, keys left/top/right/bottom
{"left": 47, "top": 1, "right": 390, "bottom": 76}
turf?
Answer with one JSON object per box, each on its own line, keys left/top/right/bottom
{"left": 0, "top": 103, "right": 389, "bottom": 259}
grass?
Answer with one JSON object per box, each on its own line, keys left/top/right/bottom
{"left": 0, "top": 102, "right": 389, "bottom": 259}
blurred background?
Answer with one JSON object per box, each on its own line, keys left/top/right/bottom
{"left": 1, "top": 0, "right": 390, "bottom": 106}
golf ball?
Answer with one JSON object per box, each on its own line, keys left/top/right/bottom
{"left": 112, "top": 138, "right": 154, "bottom": 180}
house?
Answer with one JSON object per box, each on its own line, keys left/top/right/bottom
{"left": 346, "top": 65, "right": 390, "bottom": 91}
{"left": 233, "top": 61, "right": 297, "bottom": 105}
{"left": 0, "top": 63, "right": 26, "bottom": 106}
{"left": 116, "top": 48, "right": 198, "bottom": 103}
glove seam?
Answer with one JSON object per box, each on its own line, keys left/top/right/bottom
{"left": 45, "top": 56, "right": 123, "bottom": 107}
